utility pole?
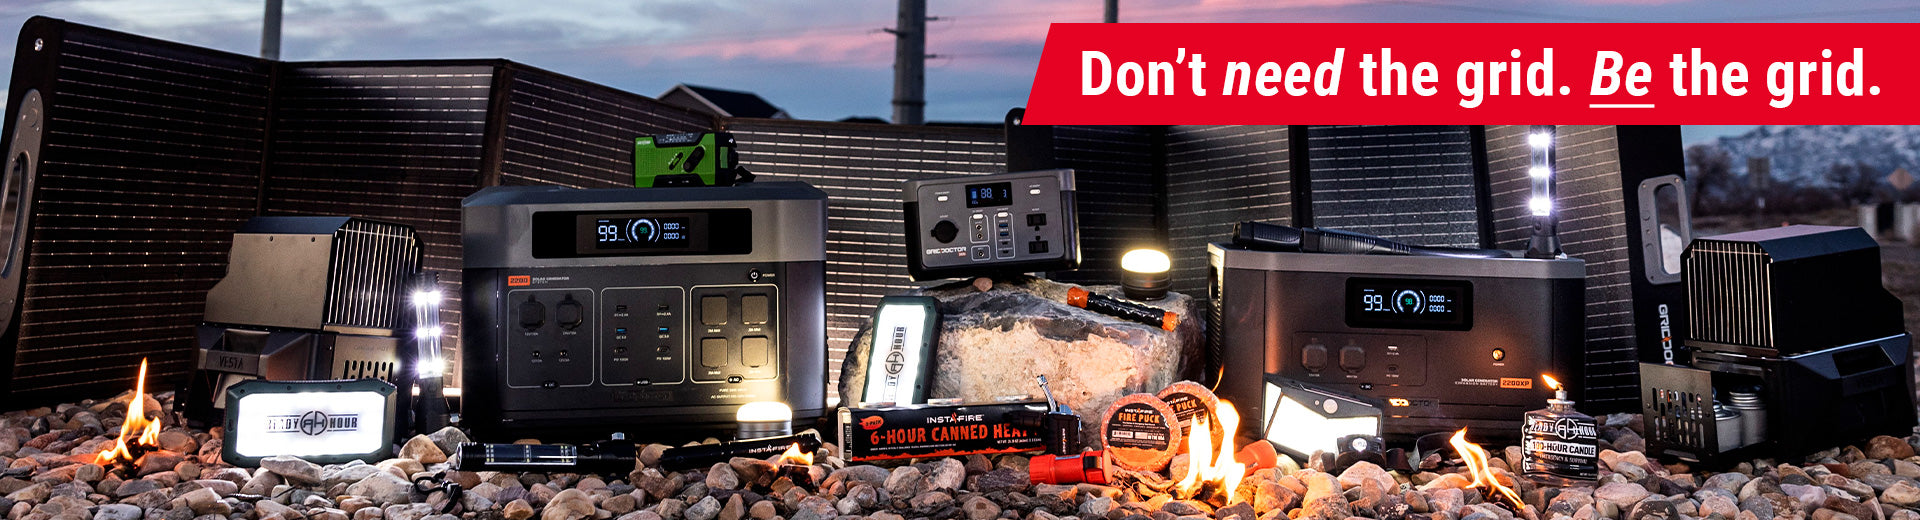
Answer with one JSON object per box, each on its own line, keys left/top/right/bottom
{"left": 1104, "top": 0, "right": 1118, "bottom": 23}
{"left": 261, "top": 0, "right": 282, "bottom": 60}
{"left": 889, "top": 0, "right": 926, "bottom": 125}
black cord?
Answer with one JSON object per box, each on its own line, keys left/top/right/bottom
{"left": 413, "top": 472, "right": 465, "bottom": 514}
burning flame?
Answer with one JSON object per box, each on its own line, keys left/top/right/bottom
{"left": 1175, "top": 399, "right": 1246, "bottom": 500}
{"left": 779, "top": 442, "right": 814, "bottom": 466}
{"left": 1542, "top": 374, "right": 1562, "bottom": 391}
{"left": 96, "top": 358, "right": 163, "bottom": 465}
{"left": 1449, "top": 429, "right": 1524, "bottom": 511}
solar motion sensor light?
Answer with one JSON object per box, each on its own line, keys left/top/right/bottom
{"left": 1526, "top": 125, "right": 1563, "bottom": 259}
{"left": 1260, "top": 375, "right": 1383, "bottom": 460}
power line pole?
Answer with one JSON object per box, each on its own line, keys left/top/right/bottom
{"left": 889, "top": 0, "right": 926, "bottom": 125}
{"left": 261, "top": 0, "right": 282, "bottom": 60}
{"left": 1105, "top": 0, "right": 1118, "bottom": 23}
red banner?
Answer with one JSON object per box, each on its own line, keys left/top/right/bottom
{"left": 1021, "top": 23, "right": 1920, "bottom": 125}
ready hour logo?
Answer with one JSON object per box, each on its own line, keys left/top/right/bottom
{"left": 265, "top": 411, "right": 362, "bottom": 436}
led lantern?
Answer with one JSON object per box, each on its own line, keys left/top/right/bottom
{"left": 411, "top": 272, "right": 449, "bottom": 433}
{"left": 1120, "top": 248, "right": 1172, "bottom": 301}
{"left": 736, "top": 401, "right": 794, "bottom": 440}
{"left": 860, "top": 296, "right": 940, "bottom": 406}
{"left": 1260, "top": 376, "right": 1383, "bottom": 460}
{"left": 222, "top": 378, "right": 398, "bottom": 466}
{"left": 1525, "top": 125, "right": 1563, "bottom": 259}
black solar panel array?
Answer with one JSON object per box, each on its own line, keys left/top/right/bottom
{"left": 0, "top": 18, "right": 271, "bottom": 402}
{"left": 1486, "top": 124, "right": 1643, "bottom": 411}
{"left": 724, "top": 118, "right": 1005, "bottom": 401}
{"left": 1303, "top": 125, "right": 1484, "bottom": 248}
{"left": 1042, "top": 126, "right": 1162, "bottom": 285}
{"left": 1162, "top": 125, "right": 1293, "bottom": 295}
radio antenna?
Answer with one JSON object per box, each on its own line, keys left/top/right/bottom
{"left": 1525, "top": 125, "right": 1562, "bottom": 259}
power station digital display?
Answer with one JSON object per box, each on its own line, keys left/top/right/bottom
{"left": 594, "top": 217, "right": 692, "bottom": 249}
{"left": 965, "top": 182, "right": 1013, "bottom": 208}
{"left": 533, "top": 209, "right": 752, "bottom": 258}
{"left": 1345, "top": 278, "right": 1473, "bottom": 330}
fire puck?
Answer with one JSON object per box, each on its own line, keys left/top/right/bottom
{"left": 1100, "top": 393, "right": 1182, "bottom": 472}
{"left": 1157, "top": 380, "right": 1224, "bottom": 453}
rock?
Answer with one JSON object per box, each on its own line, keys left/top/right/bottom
{"left": 619, "top": 513, "right": 663, "bottom": 520}
{"left": 1824, "top": 495, "right": 1879, "bottom": 520}
{"left": 1081, "top": 497, "right": 1116, "bottom": 518}
{"left": 377, "top": 459, "right": 426, "bottom": 478}
{"left": 1597, "top": 482, "right": 1651, "bottom": 508}
{"left": 605, "top": 494, "right": 641, "bottom": 515}
{"left": 1705, "top": 473, "right": 1751, "bottom": 494}
{"left": 791, "top": 497, "right": 835, "bottom": 520}
{"left": 706, "top": 463, "right": 740, "bottom": 490}
{"left": 1428, "top": 488, "right": 1464, "bottom": 516}
{"left": 425, "top": 427, "right": 470, "bottom": 457}
{"left": 1626, "top": 498, "right": 1675, "bottom": 520}
{"left": 1736, "top": 495, "right": 1774, "bottom": 519}
{"left": 92, "top": 503, "right": 142, "bottom": 520}
{"left": 640, "top": 445, "right": 670, "bottom": 468}
{"left": 716, "top": 495, "right": 744, "bottom": 520}
{"left": 385, "top": 504, "right": 435, "bottom": 520}
{"left": 545, "top": 489, "right": 600, "bottom": 520}
{"left": 1338, "top": 462, "right": 1397, "bottom": 496}
{"left": 1887, "top": 480, "right": 1920, "bottom": 507}
{"left": 499, "top": 498, "right": 537, "bottom": 520}
{"left": 885, "top": 467, "right": 921, "bottom": 497}
{"left": 110, "top": 479, "right": 158, "bottom": 498}
{"left": 963, "top": 496, "right": 1003, "bottom": 520}
{"left": 748, "top": 500, "right": 776, "bottom": 520}
{"left": 1420, "top": 473, "right": 1471, "bottom": 491}
{"left": 71, "top": 464, "right": 103, "bottom": 484}
{"left": 683, "top": 496, "right": 724, "bottom": 520}
{"left": 1302, "top": 472, "right": 1351, "bottom": 520}
{"left": 1256, "top": 481, "right": 1301, "bottom": 515}
{"left": 178, "top": 487, "right": 222, "bottom": 515}
{"left": 135, "top": 450, "right": 185, "bottom": 476}
{"left": 977, "top": 468, "right": 1030, "bottom": 493}
{"left": 346, "top": 471, "right": 413, "bottom": 505}
{"left": 1780, "top": 484, "right": 1826, "bottom": 513}
{"left": 189, "top": 479, "right": 236, "bottom": 497}
{"left": 911, "top": 491, "right": 953, "bottom": 509}
{"left": 836, "top": 277, "right": 1203, "bottom": 448}
{"left": 1216, "top": 502, "right": 1254, "bottom": 520}
{"left": 729, "top": 458, "right": 778, "bottom": 487}
{"left": 326, "top": 463, "right": 386, "bottom": 488}
{"left": 260, "top": 456, "right": 323, "bottom": 486}
{"left": 1700, "top": 495, "right": 1738, "bottom": 518}
{"left": 653, "top": 498, "right": 686, "bottom": 520}
{"left": 1871, "top": 436, "right": 1917, "bottom": 460}
{"left": 928, "top": 458, "right": 966, "bottom": 491}
{"left": 399, "top": 436, "right": 447, "bottom": 465}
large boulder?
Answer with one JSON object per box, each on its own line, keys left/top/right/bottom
{"left": 837, "top": 276, "right": 1203, "bottom": 448}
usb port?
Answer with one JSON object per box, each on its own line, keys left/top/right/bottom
{"left": 615, "top": 327, "right": 628, "bottom": 334}
{"left": 658, "top": 327, "right": 670, "bottom": 335}
{"left": 615, "top": 305, "right": 628, "bottom": 313}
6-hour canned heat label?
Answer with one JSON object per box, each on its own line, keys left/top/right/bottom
{"left": 1102, "top": 394, "right": 1181, "bottom": 472}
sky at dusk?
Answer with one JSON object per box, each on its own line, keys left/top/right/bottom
{"left": 2, "top": 0, "right": 1917, "bottom": 136}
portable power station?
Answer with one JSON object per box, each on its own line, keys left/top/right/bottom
{"left": 460, "top": 183, "right": 828, "bottom": 439}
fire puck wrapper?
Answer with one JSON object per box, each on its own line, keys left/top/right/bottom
{"left": 1157, "top": 380, "right": 1224, "bottom": 453}
{"left": 1101, "top": 393, "right": 1182, "bottom": 472}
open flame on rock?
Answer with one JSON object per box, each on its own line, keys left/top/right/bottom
{"left": 96, "top": 358, "right": 162, "bottom": 466}
{"left": 779, "top": 442, "right": 814, "bottom": 466}
{"left": 1174, "top": 399, "right": 1246, "bottom": 502}
{"left": 1449, "top": 428, "right": 1524, "bottom": 511}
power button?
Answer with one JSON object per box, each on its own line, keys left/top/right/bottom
{"left": 1491, "top": 348, "right": 1506, "bottom": 361}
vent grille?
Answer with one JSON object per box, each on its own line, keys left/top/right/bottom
{"left": 1683, "top": 239, "right": 1772, "bottom": 349}
{"left": 11, "top": 24, "right": 270, "bottom": 400}
{"left": 725, "top": 119, "right": 1004, "bottom": 401}
{"left": 323, "top": 219, "right": 422, "bottom": 331}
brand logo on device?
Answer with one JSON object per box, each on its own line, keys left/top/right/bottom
{"left": 1526, "top": 417, "right": 1596, "bottom": 439}
{"left": 925, "top": 247, "right": 968, "bottom": 256}
{"left": 926, "top": 412, "right": 985, "bottom": 425}
{"left": 1499, "top": 378, "right": 1534, "bottom": 389}
{"left": 507, "top": 275, "right": 532, "bottom": 286}
{"left": 265, "top": 411, "right": 361, "bottom": 437}
{"left": 1657, "top": 304, "right": 1675, "bottom": 363}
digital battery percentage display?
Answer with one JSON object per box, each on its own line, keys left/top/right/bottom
{"left": 1346, "top": 278, "right": 1473, "bottom": 330}
{"left": 594, "top": 217, "right": 692, "bottom": 249}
